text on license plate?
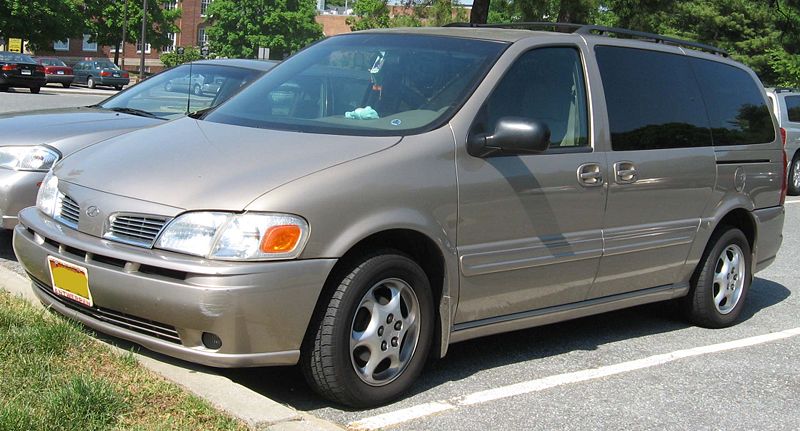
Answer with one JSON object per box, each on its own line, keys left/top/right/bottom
{"left": 47, "top": 256, "right": 93, "bottom": 307}
{"left": 21, "top": 70, "right": 31, "bottom": 75}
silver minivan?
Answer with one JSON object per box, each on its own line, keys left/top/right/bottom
{"left": 766, "top": 88, "right": 800, "bottom": 194}
{"left": 13, "top": 24, "right": 786, "bottom": 407}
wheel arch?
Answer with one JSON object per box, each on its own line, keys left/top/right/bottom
{"left": 303, "top": 228, "right": 452, "bottom": 360}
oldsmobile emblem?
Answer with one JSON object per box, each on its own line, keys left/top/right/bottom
{"left": 85, "top": 206, "right": 101, "bottom": 217}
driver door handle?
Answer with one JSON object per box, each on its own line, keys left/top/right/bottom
{"left": 577, "top": 163, "right": 604, "bottom": 187}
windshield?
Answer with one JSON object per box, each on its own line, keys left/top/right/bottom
{"left": 0, "top": 52, "right": 35, "bottom": 63}
{"left": 204, "top": 34, "right": 507, "bottom": 136}
{"left": 39, "top": 58, "right": 67, "bottom": 67}
{"left": 100, "top": 63, "right": 265, "bottom": 120}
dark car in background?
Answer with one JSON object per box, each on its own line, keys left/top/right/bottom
{"left": 0, "top": 51, "right": 46, "bottom": 93}
{"left": 0, "top": 59, "right": 277, "bottom": 229}
{"left": 35, "top": 57, "right": 75, "bottom": 88}
{"left": 73, "top": 60, "right": 130, "bottom": 90}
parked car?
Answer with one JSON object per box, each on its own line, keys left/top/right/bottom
{"left": 73, "top": 60, "right": 130, "bottom": 90}
{"left": 164, "top": 73, "right": 208, "bottom": 95}
{"left": 766, "top": 87, "right": 800, "bottom": 194}
{"left": 0, "top": 59, "right": 276, "bottom": 229}
{"left": 35, "top": 57, "right": 74, "bottom": 88}
{"left": 0, "top": 51, "right": 46, "bottom": 93}
{"left": 13, "top": 26, "right": 785, "bottom": 408}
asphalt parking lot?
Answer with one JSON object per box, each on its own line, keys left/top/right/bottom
{"left": 0, "top": 91, "right": 798, "bottom": 430}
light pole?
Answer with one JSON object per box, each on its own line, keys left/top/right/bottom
{"left": 139, "top": 0, "right": 147, "bottom": 81}
{"left": 121, "top": 0, "right": 128, "bottom": 70}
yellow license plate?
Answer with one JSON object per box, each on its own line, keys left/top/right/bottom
{"left": 47, "top": 256, "right": 93, "bottom": 307}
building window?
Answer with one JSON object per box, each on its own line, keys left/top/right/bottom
{"left": 136, "top": 41, "right": 151, "bottom": 54}
{"left": 197, "top": 27, "right": 208, "bottom": 47}
{"left": 201, "top": 0, "right": 212, "bottom": 16}
{"left": 53, "top": 40, "right": 69, "bottom": 51}
{"left": 163, "top": 33, "right": 177, "bottom": 52}
{"left": 82, "top": 34, "right": 97, "bottom": 52}
{"left": 165, "top": 0, "right": 178, "bottom": 10}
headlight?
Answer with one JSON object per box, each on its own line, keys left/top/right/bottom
{"left": 155, "top": 212, "right": 309, "bottom": 261}
{"left": 0, "top": 145, "right": 60, "bottom": 171}
{"left": 36, "top": 171, "right": 59, "bottom": 218}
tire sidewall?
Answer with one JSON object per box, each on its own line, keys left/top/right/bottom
{"left": 789, "top": 153, "right": 800, "bottom": 196}
{"left": 695, "top": 228, "right": 752, "bottom": 326}
{"left": 332, "top": 254, "right": 434, "bottom": 406}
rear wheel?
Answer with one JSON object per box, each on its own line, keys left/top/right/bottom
{"left": 788, "top": 153, "right": 800, "bottom": 196}
{"left": 683, "top": 227, "right": 751, "bottom": 328}
{"left": 30, "top": 87, "right": 40, "bottom": 94}
{"left": 62, "top": 83, "right": 71, "bottom": 88}
{"left": 114, "top": 85, "right": 123, "bottom": 91}
{"left": 87, "top": 77, "right": 96, "bottom": 89}
{"left": 302, "top": 252, "right": 434, "bottom": 407}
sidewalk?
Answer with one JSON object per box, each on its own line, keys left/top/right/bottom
{"left": 0, "top": 265, "right": 342, "bottom": 431}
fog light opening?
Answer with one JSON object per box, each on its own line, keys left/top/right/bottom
{"left": 202, "top": 332, "right": 222, "bottom": 350}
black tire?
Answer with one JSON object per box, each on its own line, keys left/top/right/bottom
{"left": 683, "top": 227, "right": 752, "bottom": 328}
{"left": 87, "top": 77, "right": 96, "bottom": 89}
{"left": 788, "top": 153, "right": 800, "bottom": 196}
{"left": 30, "top": 87, "right": 40, "bottom": 94}
{"left": 302, "top": 251, "right": 434, "bottom": 407}
{"left": 0, "top": 86, "right": 8, "bottom": 92}
{"left": 62, "top": 83, "right": 71, "bottom": 88}
{"left": 114, "top": 85, "right": 123, "bottom": 91}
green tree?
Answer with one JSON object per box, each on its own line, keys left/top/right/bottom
{"left": 205, "top": 0, "right": 323, "bottom": 60}
{"left": 0, "top": 0, "right": 86, "bottom": 51}
{"left": 85, "top": 0, "right": 181, "bottom": 65}
{"left": 160, "top": 46, "right": 202, "bottom": 68}
{"left": 348, "top": 0, "right": 392, "bottom": 30}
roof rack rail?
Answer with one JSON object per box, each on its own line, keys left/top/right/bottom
{"left": 773, "top": 87, "right": 799, "bottom": 93}
{"left": 443, "top": 21, "right": 729, "bottom": 57}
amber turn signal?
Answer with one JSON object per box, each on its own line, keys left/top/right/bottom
{"left": 259, "top": 225, "right": 302, "bottom": 253}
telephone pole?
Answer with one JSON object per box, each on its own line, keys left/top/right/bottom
{"left": 139, "top": 0, "right": 147, "bottom": 80}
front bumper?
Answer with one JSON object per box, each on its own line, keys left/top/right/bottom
{"left": 13, "top": 207, "right": 337, "bottom": 368}
{"left": 0, "top": 168, "right": 44, "bottom": 229}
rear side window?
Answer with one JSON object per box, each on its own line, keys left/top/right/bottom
{"left": 787, "top": 96, "right": 800, "bottom": 123}
{"left": 595, "top": 46, "right": 711, "bottom": 151}
{"left": 690, "top": 58, "right": 775, "bottom": 145}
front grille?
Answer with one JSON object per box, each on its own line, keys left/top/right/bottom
{"left": 30, "top": 275, "right": 182, "bottom": 344}
{"left": 106, "top": 214, "right": 169, "bottom": 248}
{"left": 57, "top": 194, "right": 80, "bottom": 228}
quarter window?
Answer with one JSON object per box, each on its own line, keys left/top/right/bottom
{"left": 690, "top": 58, "right": 774, "bottom": 145}
{"left": 596, "top": 46, "right": 711, "bottom": 151}
{"left": 786, "top": 96, "right": 800, "bottom": 123}
{"left": 479, "top": 47, "right": 589, "bottom": 149}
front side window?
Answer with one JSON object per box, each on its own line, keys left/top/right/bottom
{"left": 205, "top": 34, "right": 507, "bottom": 136}
{"left": 690, "top": 58, "right": 774, "bottom": 145}
{"left": 596, "top": 46, "right": 711, "bottom": 151}
{"left": 476, "top": 47, "right": 589, "bottom": 150}
{"left": 786, "top": 95, "right": 800, "bottom": 123}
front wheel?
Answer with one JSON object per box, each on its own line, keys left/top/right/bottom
{"left": 87, "top": 77, "right": 96, "bottom": 89}
{"left": 788, "top": 154, "right": 800, "bottom": 196}
{"left": 62, "top": 83, "right": 71, "bottom": 88}
{"left": 114, "top": 85, "right": 123, "bottom": 91}
{"left": 302, "top": 252, "right": 434, "bottom": 407}
{"left": 30, "top": 87, "right": 40, "bottom": 94}
{"left": 683, "top": 227, "right": 752, "bottom": 328}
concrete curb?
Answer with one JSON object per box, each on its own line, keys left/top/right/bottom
{"left": 40, "top": 86, "right": 120, "bottom": 97}
{"left": 0, "top": 265, "right": 343, "bottom": 431}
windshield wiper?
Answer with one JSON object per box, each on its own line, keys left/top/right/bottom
{"left": 187, "top": 107, "right": 213, "bottom": 119}
{"left": 108, "top": 107, "right": 161, "bottom": 119}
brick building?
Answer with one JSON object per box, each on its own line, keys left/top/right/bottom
{"left": 31, "top": 0, "right": 351, "bottom": 74}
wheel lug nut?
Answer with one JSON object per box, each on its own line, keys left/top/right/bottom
{"left": 378, "top": 326, "right": 384, "bottom": 336}
{"left": 387, "top": 314, "right": 394, "bottom": 324}
{"left": 381, "top": 341, "right": 387, "bottom": 351}
{"left": 394, "top": 321, "right": 402, "bottom": 331}
{"left": 391, "top": 337, "right": 398, "bottom": 347}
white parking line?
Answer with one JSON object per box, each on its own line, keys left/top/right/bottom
{"left": 784, "top": 199, "right": 800, "bottom": 205}
{"left": 348, "top": 327, "right": 800, "bottom": 430}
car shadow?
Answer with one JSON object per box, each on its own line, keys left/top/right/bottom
{"left": 0, "top": 230, "right": 17, "bottom": 261}
{"left": 217, "top": 276, "right": 790, "bottom": 412}
{"left": 4, "top": 88, "right": 55, "bottom": 95}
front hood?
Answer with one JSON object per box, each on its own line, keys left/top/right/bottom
{"left": 0, "top": 107, "right": 162, "bottom": 154}
{"left": 56, "top": 117, "right": 401, "bottom": 210}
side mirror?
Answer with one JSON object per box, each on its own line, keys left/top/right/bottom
{"left": 468, "top": 117, "right": 551, "bottom": 158}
